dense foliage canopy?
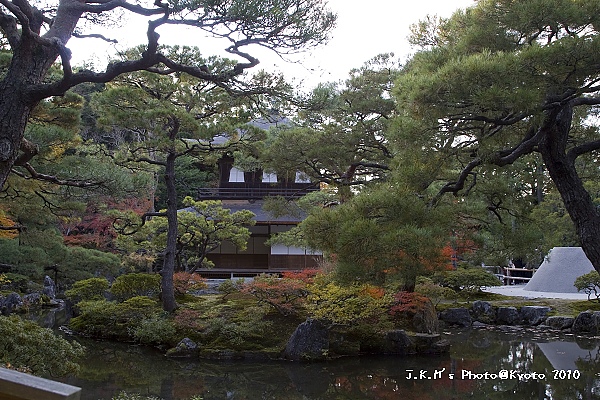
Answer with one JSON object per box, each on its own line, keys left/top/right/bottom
{"left": 394, "top": 0, "right": 600, "bottom": 272}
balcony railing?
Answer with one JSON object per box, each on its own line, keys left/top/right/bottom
{"left": 0, "top": 368, "right": 81, "bottom": 400}
{"left": 197, "top": 186, "right": 318, "bottom": 200}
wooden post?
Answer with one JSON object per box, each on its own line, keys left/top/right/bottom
{"left": 0, "top": 368, "right": 81, "bottom": 400}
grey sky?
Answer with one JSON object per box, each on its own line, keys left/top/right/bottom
{"left": 70, "top": 0, "right": 475, "bottom": 89}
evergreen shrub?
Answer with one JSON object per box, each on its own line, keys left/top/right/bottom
{"left": 434, "top": 268, "right": 501, "bottom": 292}
{"left": 65, "top": 277, "right": 110, "bottom": 302}
{"left": 110, "top": 273, "right": 161, "bottom": 301}
{"left": 0, "top": 315, "right": 84, "bottom": 376}
{"left": 574, "top": 271, "right": 600, "bottom": 302}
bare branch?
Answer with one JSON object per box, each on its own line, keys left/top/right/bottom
{"left": 0, "top": 224, "right": 23, "bottom": 231}
{"left": 12, "top": 163, "right": 103, "bottom": 188}
{"left": 71, "top": 32, "right": 118, "bottom": 43}
{"left": 225, "top": 42, "right": 260, "bottom": 72}
{"left": 459, "top": 111, "right": 530, "bottom": 126}
{"left": 113, "top": 211, "right": 166, "bottom": 235}
{"left": 0, "top": 11, "right": 20, "bottom": 47}
{"left": 489, "top": 125, "right": 541, "bottom": 166}
{"left": 431, "top": 157, "right": 482, "bottom": 206}
{"left": 0, "top": 263, "right": 16, "bottom": 271}
{"left": 572, "top": 96, "right": 600, "bottom": 107}
{"left": 54, "top": 37, "right": 73, "bottom": 82}
{"left": 127, "top": 156, "right": 166, "bottom": 166}
{"left": 569, "top": 139, "right": 600, "bottom": 160}
{"left": 78, "top": 0, "right": 166, "bottom": 16}
{"left": 0, "top": 0, "right": 33, "bottom": 37}
{"left": 26, "top": 53, "right": 160, "bottom": 100}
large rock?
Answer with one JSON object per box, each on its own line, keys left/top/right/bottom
{"left": 471, "top": 301, "right": 496, "bottom": 323}
{"left": 0, "top": 292, "right": 23, "bottom": 315}
{"left": 390, "top": 296, "right": 439, "bottom": 334}
{"left": 520, "top": 306, "right": 551, "bottom": 326}
{"left": 283, "top": 319, "right": 330, "bottom": 361}
{"left": 22, "top": 292, "right": 42, "bottom": 307}
{"left": 413, "top": 333, "right": 450, "bottom": 354}
{"left": 166, "top": 338, "right": 199, "bottom": 358}
{"left": 43, "top": 275, "right": 56, "bottom": 299}
{"left": 545, "top": 316, "right": 575, "bottom": 330}
{"left": 496, "top": 307, "right": 520, "bottom": 325}
{"left": 439, "top": 308, "right": 472, "bottom": 327}
{"left": 384, "top": 330, "right": 416, "bottom": 355}
{"left": 572, "top": 311, "right": 600, "bottom": 334}
{"left": 412, "top": 299, "right": 439, "bottom": 334}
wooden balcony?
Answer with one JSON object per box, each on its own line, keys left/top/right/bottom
{"left": 197, "top": 186, "right": 318, "bottom": 200}
{"left": 0, "top": 368, "right": 81, "bottom": 400}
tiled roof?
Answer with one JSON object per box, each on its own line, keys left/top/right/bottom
{"left": 209, "top": 114, "right": 293, "bottom": 145}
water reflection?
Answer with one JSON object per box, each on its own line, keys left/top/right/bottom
{"left": 62, "top": 329, "right": 600, "bottom": 400}
{"left": 25, "top": 304, "right": 71, "bottom": 329}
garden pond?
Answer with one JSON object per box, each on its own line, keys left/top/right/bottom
{"left": 48, "top": 327, "right": 599, "bottom": 400}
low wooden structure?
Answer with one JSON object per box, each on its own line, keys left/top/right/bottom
{"left": 0, "top": 368, "right": 81, "bottom": 400}
{"left": 500, "top": 267, "right": 537, "bottom": 285}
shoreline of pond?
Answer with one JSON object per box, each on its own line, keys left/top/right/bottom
{"left": 58, "top": 327, "right": 600, "bottom": 400}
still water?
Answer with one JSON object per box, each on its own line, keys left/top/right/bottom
{"left": 58, "top": 328, "right": 600, "bottom": 400}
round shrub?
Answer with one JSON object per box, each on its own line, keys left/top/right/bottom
{"left": 69, "top": 300, "right": 120, "bottom": 338}
{"left": 65, "top": 277, "right": 110, "bottom": 303}
{"left": 110, "top": 273, "right": 161, "bottom": 301}
{"left": 415, "top": 277, "right": 457, "bottom": 308}
{"left": 70, "top": 296, "right": 160, "bottom": 340}
{"left": 116, "top": 296, "right": 161, "bottom": 324}
{"left": 306, "top": 281, "right": 391, "bottom": 324}
{"left": 133, "top": 315, "right": 177, "bottom": 346}
{"left": 435, "top": 267, "right": 501, "bottom": 292}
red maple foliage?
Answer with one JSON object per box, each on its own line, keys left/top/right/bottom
{"left": 389, "top": 291, "right": 431, "bottom": 316}
{"left": 173, "top": 272, "right": 207, "bottom": 295}
{"left": 281, "top": 268, "right": 320, "bottom": 283}
{"left": 61, "top": 196, "right": 152, "bottom": 251}
{"left": 241, "top": 270, "right": 317, "bottom": 316}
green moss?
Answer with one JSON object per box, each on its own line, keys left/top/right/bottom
{"left": 568, "top": 300, "right": 600, "bottom": 314}
{"left": 169, "top": 292, "right": 302, "bottom": 354}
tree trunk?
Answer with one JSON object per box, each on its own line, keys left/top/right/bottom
{"left": 0, "top": 0, "right": 83, "bottom": 191}
{"left": 0, "top": 91, "right": 31, "bottom": 187}
{"left": 538, "top": 104, "right": 600, "bottom": 274}
{"left": 0, "top": 47, "right": 55, "bottom": 188}
{"left": 161, "top": 149, "right": 178, "bottom": 312}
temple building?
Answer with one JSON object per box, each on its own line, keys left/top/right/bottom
{"left": 193, "top": 116, "right": 323, "bottom": 278}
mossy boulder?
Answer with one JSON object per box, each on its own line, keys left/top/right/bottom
{"left": 282, "top": 319, "right": 329, "bottom": 361}
{"left": 572, "top": 310, "right": 600, "bottom": 334}
{"left": 496, "top": 307, "right": 520, "bottom": 325}
{"left": 545, "top": 316, "right": 575, "bottom": 330}
{"left": 439, "top": 308, "right": 472, "bottom": 327}
{"left": 166, "top": 338, "right": 199, "bottom": 358}
{"left": 471, "top": 300, "right": 496, "bottom": 323}
{"left": 520, "top": 306, "right": 551, "bottom": 326}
